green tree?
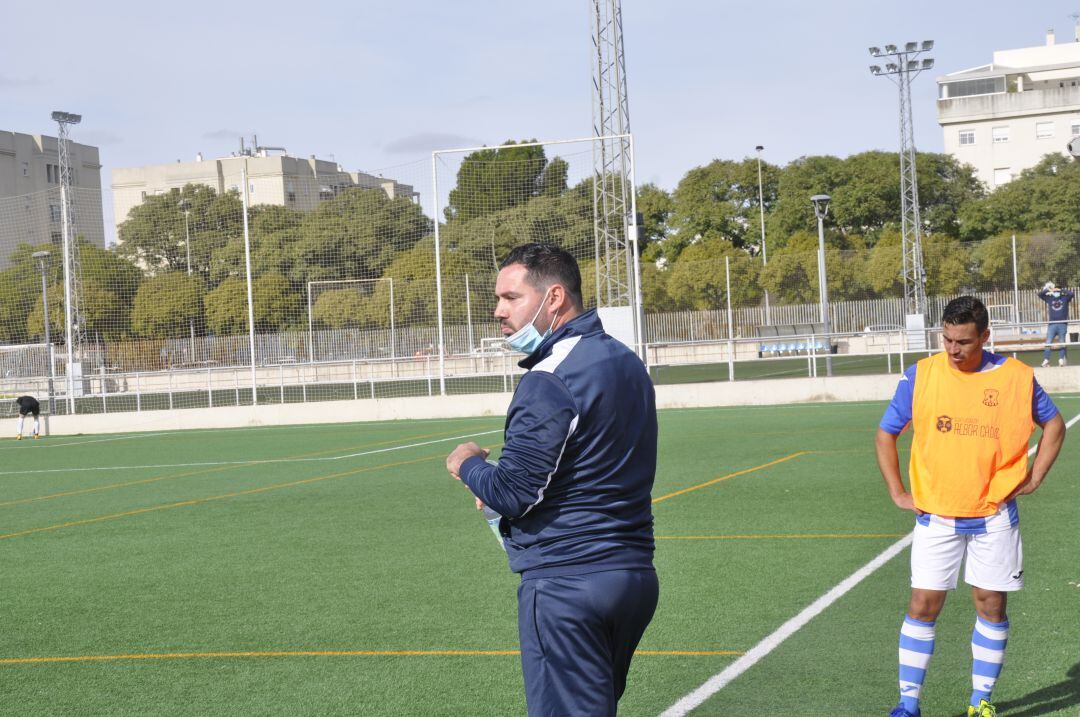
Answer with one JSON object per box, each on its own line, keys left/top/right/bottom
{"left": 204, "top": 278, "right": 248, "bottom": 335}
{"left": 637, "top": 183, "right": 675, "bottom": 263}
{"left": 116, "top": 184, "right": 241, "bottom": 274}
{"left": 959, "top": 155, "right": 1080, "bottom": 240}
{"left": 290, "top": 188, "right": 432, "bottom": 283}
{"left": 445, "top": 140, "right": 551, "bottom": 222}
{"left": 131, "top": 272, "right": 204, "bottom": 338}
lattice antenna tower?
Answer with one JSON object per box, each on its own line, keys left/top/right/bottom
{"left": 52, "top": 110, "right": 88, "bottom": 366}
{"left": 869, "top": 42, "right": 934, "bottom": 317}
{"left": 591, "top": 0, "right": 633, "bottom": 307}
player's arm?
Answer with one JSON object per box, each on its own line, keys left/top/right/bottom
{"left": 876, "top": 365, "right": 917, "bottom": 512}
{"left": 876, "top": 428, "right": 915, "bottom": 511}
{"left": 1011, "top": 412, "right": 1066, "bottom": 498}
{"left": 458, "top": 372, "right": 578, "bottom": 519}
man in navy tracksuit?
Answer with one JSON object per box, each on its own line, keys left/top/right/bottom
{"left": 446, "top": 243, "right": 658, "bottom": 716}
{"left": 1038, "top": 282, "right": 1074, "bottom": 366}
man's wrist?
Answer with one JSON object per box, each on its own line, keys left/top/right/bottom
{"left": 459, "top": 455, "right": 490, "bottom": 485}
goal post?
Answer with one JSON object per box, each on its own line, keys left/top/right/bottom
{"left": 307, "top": 278, "right": 395, "bottom": 363}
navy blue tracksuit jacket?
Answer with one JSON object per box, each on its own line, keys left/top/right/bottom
{"left": 459, "top": 309, "right": 657, "bottom": 578}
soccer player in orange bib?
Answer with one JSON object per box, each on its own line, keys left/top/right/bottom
{"left": 876, "top": 296, "right": 1066, "bottom": 717}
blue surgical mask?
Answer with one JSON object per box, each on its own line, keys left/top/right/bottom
{"left": 506, "top": 291, "right": 558, "bottom": 354}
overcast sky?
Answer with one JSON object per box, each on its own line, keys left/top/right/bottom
{"left": 5, "top": 0, "right": 1079, "bottom": 242}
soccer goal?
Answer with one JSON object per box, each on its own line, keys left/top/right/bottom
{"left": 306, "top": 278, "right": 395, "bottom": 363}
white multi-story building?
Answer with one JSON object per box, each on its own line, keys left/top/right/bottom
{"left": 111, "top": 147, "right": 418, "bottom": 237}
{"left": 0, "top": 131, "right": 105, "bottom": 266}
{"left": 937, "top": 28, "right": 1080, "bottom": 189}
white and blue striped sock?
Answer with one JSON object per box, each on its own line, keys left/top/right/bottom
{"left": 971, "top": 615, "right": 1009, "bottom": 706}
{"left": 899, "top": 615, "right": 936, "bottom": 714}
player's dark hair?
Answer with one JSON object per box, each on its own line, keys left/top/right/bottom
{"left": 941, "top": 296, "right": 989, "bottom": 333}
{"left": 500, "top": 243, "right": 584, "bottom": 309}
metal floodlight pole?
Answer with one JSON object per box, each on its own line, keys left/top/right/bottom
{"left": 869, "top": 42, "right": 933, "bottom": 318}
{"left": 52, "top": 110, "right": 82, "bottom": 414}
{"left": 755, "top": 145, "right": 771, "bottom": 325}
{"left": 812, "top": 194, "right": 834, "bottom": 378}
{"left": 33, "top": 251, "right": 56, "bottom": 428}
{"left": 241, "top": 166, "right": 258, "bottom": 404}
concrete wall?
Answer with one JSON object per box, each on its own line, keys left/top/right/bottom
{"left": 44, "top": 366, "right": 1080, "bottom": 437}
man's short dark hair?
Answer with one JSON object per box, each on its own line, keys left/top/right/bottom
{"left": 500, "top": 243, "right": 584, "bottom": 309}
{"left": 941, "top": 296, "right": 989, "bottom": 333}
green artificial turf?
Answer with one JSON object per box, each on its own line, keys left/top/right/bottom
{"left": 1, "top": 399, "right": 1077, "bottom": 715}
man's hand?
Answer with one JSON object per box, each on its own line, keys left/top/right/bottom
{"left": 891, "top": 491, "right": 917, "bottom": 512}
{"left": 445, "top": 442, "right": 489, "bottom": 480}
{"left": 1005, "top": 470, "right": 1043, "bottom": 501}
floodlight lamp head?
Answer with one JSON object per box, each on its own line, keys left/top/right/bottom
{"left": 869, "top": 46, "right": 882, "bottom": 56}
{"left": 811, "top": 194, "right": 831, "bottom": 218}
{"left": 50, "top": 111, "right": 81, "bottom": 125}
{"left": 907, "top": 60, "right": 920, "bottom": 71}
{"left": 885, "top": 44, "right": 897, "bottom": 53}
{"left": 886, "top": 63, "right": 899, "bottom": 72}
{"left": 922, "top": 40, "right": 934, "bottom": 50}
{"left": 922, "top": 58, "right": 934, "bottom": 69}
{"left": 870, "top": 65, "right": 882, "bottom": 75}
{"left": 905, "top": 41, "right": 918, "bottom": 52}
{"left": 755, "top": 145, "right": 764, "bottom": 152}
{"left": 32, "top": 250, "right": 51, "bottom": 260}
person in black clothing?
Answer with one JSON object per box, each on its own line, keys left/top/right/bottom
{"left": 15, "top": 396, "right": 40, "bottom": 440}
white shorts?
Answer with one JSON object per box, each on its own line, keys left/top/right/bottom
{"left": 910, "top": 521, "right": 1024, "bottom": 592}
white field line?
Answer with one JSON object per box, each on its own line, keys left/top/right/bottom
{"left": 0, "top": 429, "right": 503, "bottom": 477}
{"left": 0, "top": 432, "right": 174, "bottom": 451}
{"left": 3, "top": 414, "right": 503, "bottom": 448}
{"left": 659, "top": 409, "right": 1080, "bottom": 717}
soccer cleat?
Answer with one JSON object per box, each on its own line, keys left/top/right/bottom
{"left": 33, "top": 434, "right": 40, "bottom": 439}
{"left": 967, "top": 700, "right": 997, "bottom": 717}
{"left": 1060, "top": 357, "right": 1068, "bottom": 367}
{"left": 890, "top": 706, "right": 919, "bottom": 717}
{"left": 15, "top": 435, "right": 22, "bottom": 441}
{"left": 1041, "top": 359, "right": 1050, "bottom": 367}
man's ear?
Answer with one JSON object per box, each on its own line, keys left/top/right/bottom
{"left": 548, "top": 283, "right": 567, "bottom": 311}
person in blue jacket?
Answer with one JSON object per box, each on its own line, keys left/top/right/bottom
{"left": 446, "top": 243, "right": 658, "bottom": 716}
{"left": 1038, "top": 282, "right": 1074, "bottom": 367}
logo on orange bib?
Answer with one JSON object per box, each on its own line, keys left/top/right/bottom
{"left": 983, "top": 389, "right": 1000, "bottom": 407}
{"left": 936, "top": 415, "right": 953, "bottom": 433}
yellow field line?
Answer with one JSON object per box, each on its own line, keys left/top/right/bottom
{"left": 656, "top": 533, "right": 907, "bottom": 541}
{"left": 0, "top": 649, "right": 742, "bottom": 665}
{"left": 652, "top": 451, "right": 812, "bottom": 504}
{"left": 0, "top": 453, "right": 442, "bottom": 541}
{"left": 0, "top": 427, "right": 479, "bottom": 509}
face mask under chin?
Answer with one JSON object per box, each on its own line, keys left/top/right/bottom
{"left": 507, "top": 292, "right": 558, "bottom": 354}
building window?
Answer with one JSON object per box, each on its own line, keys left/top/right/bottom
{"left": 1036, "top": 121, "right": 1055, "bottom": 139}
{"left": 46, "top": 164, "right": 53, "bottom": 183}
{"left": 993, "top": 168, "right": 1012, "bottom": 187}
{"left": 287, "top": 192, "right": 296, "bottom": 203}
{"left": 992, "top": 126, "right": 1009, "bottom": 143}
{"left": 940, "top": 76, "right": 1006, "bottom": 99}
{"left": 21, "top": 162, "right": 29, "bottom": 177}
{"left": 49, "top": 204, "right": 61, "bottom": 223}
{"left": 959, "top": 130, "right": 975, "bottom": 145}
{"left": 1070, "top": 120, "right": 1080, "bottom": 137}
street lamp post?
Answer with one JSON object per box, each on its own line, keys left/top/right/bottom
{"left": 32, "top": 251, "right": 56, "bottom": 428}
{"left": 811, "top": 194, "right": 834, "bottom": 378}
{"left": 755, "top": 145, "right": 770, "bottom": 324}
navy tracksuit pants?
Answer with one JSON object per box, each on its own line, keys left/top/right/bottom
{"left": 517, "top": 568, "right": 659, "bottom": 716}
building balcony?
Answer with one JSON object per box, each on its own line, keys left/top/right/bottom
{"left": 938, "top": 85, "right": 1080, "bottom": 124}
